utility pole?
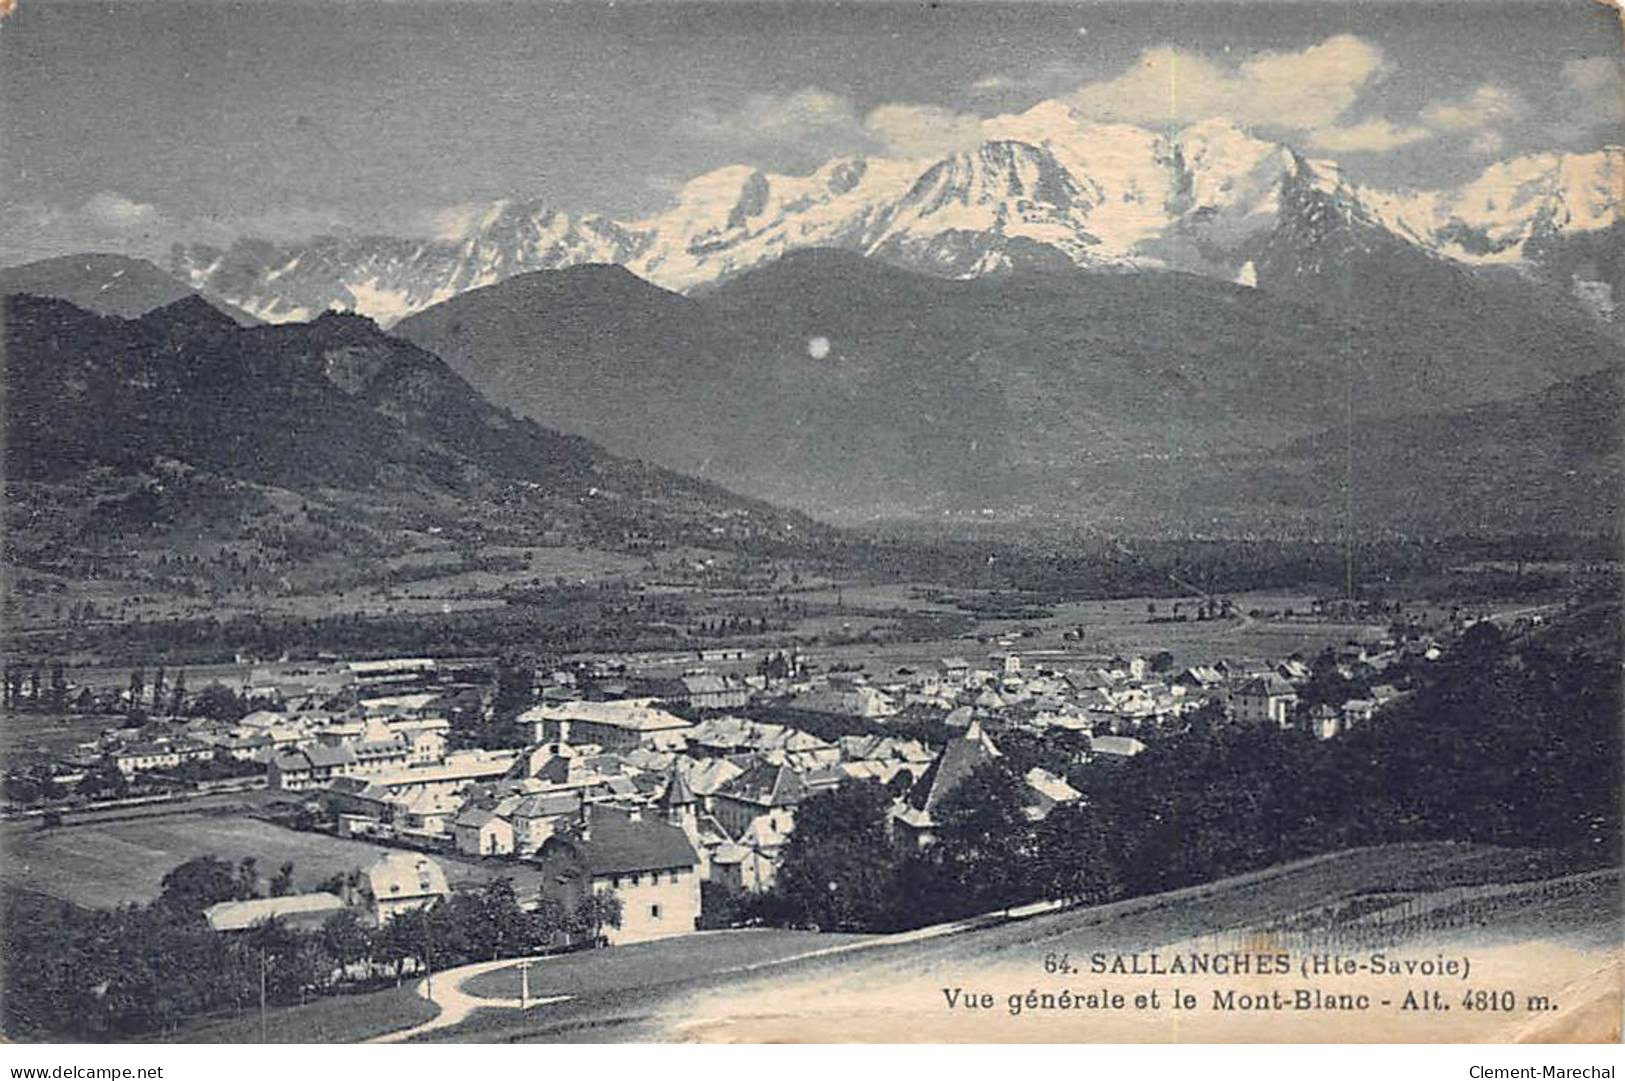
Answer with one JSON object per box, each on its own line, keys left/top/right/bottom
{"left": 422, "top": 909, "right": 434, "bottom": 1001}
{"left": 259, "top": 948, "right": 268, "bottom": 1043}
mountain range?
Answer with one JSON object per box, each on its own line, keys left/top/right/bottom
{"left": 9, "top": 99, "right": 1624, "bottom": 536}
{"left": 163, "top": 110, "right": 1621, "bottom": 328}
{"left": 6, "top": 241, "right": 1619, "bottom": 537}
{"left": 388, "top": 247, "right": 1621, "bottom": 529}
{"left": 2, "top": 292, "right": 821, "bottom": 574}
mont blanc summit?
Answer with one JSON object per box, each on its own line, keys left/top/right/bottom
{"left": 168, "top": 106, "right": 1623, "bottom": 326}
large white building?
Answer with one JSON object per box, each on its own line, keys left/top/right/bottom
{"left": 1230, "top": 675, "right": 1300, "bottom": 727}
{"left": 518, "top": 699, "right": 693, "bottom": 752}
{"left": 535, "top": 803, "right": 701, "bottom": 945}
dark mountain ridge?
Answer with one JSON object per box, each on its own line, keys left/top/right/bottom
{"left": 0, "top": 253, "right": 258, "bottom": 326}
{"left": 1077, "top": 365, "right": 1624, "bottom": 537}
{"left": 396, "top": 249, "right": 1623, "bottom": 531}
{"left": 2, "top": 292, "right": 825, "bottom": 561}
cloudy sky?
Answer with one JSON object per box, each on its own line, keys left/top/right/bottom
{"left": 0, "top": 0, "right": 1619, "bottom": 265}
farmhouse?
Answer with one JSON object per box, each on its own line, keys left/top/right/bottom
{"left": 511, "top": 791, "right": 587, "bottom": 855}
{"left": 269, "top": 744, "right": 358, "bottom": 790}
{"left": 363, "top": 852, "right": 449, "bottom": 925}
{"left": 350, "top": 735, "right": 411, "bottom": 775}
{"left": 636, "top": 673, "right": 750, "bottom": 710}
{"left": 388, "top": 717, "right": 451, "bottom": 765}
{"left": 1305, "top": 702, "right": 1341, "bottom": 741}
{"left": 1176, "top": 665, "right": 1225, "bottom": 690}
{"left": 199, "top": 731, "right": 274, "bottom": 762}
{"left": 358, "top": 692, "right": 440, "bottom": 719}
{"left": 365, "top": 749, "right": 517, "bottom": 798}
{"left": 1088, "top": 734, "right": 1147, "bottom": 763}
{"left": 392, "top": 786, "right": 463, "bottom": 838}
{"left": 113, "top": 738, "right": 216, "bottom": 775}
{"left": 676, "top": 756, "right": 745, "bottom": 809}
{"left": 791, "top": 679, "right": 898, "bottom": 719}
{"left": 728, "top": 813, "right": 791, "bottom": 891}
{"left": 1024, "top": 766, "right": 1082, "bottom": 811}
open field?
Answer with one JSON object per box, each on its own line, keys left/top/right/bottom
{"left": 785, "top": 588, "right": 1388, "bottom": 677}
{"left": 788, "top": 579, "right": 1566, "bottom": 680}
{"left": 0, "top": 809, "right": 550, "bottom": 907}
{"left": 4, "top": 541, "right": 657, "bottom": 630}
{"left": 0, "top": 711, "right": 115, "bottom": 766}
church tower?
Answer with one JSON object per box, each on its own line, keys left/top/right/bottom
{"left": 657, "top": 766, "right": 699, "bottom": 844}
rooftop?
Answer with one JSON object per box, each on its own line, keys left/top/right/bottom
{"left": 365, "top": 852, "right": 448, "bottom": 901}
{"left": 905, "top": 721, "right": 1001, "bottom": 818}
{"left": 518, "top": 699, "right": 693, "bottom": 733}
{"left": 546, "top": 804, "right": 699, "bottom": 877}
{"left": 204, "top": 892, "right": 345, "bottom": 933}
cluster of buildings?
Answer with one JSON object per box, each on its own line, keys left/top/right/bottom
{"left": 39, "top": 633, "right": 1430, "bottom": 946}
{"left": 67, "top": 659, "right": 477, "bottom": 782}
{"left": 725, "top": 638, "right": 1419, "bottom": 754}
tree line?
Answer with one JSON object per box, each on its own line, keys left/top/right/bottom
{"left": 0, "top": 854, "right": 620, "bottom": 1041}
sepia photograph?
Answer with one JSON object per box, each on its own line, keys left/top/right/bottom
{"left": 0, "top": 0, "right": 1620, "bottom": 1052}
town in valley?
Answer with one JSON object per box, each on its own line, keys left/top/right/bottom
{"left": 0, "top": 0, "right": 1619, "bottom": 1046}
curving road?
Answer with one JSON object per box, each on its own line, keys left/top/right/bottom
{"left": 369, "top": 956, "right": 572, "bottom": 1043}
{"left": 369, "top": 910, "right": 1065, "bottom": 1043}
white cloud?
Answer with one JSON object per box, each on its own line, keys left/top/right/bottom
{"left": 1554, "top": 56, "right": 1625, "bottom": 140}
{"left": 870, "top": 34, "right": 1407, "bottom": 159}
{"left": 1307, "top": 118, "right": 1430, "bottom": 153}
{"left": 675, "top": 35, "right": 1520, "bottom": 172}
{"left": 683, "top": 85, "right": 999, "bottom": 159}
{"left": 1422, "top": 84, "right": 1527, "bottom": 131}
{"left": 863, "top": 103, "right": 987, "bottom": 157}
{"left": 0, "top": 193, "right": 369, "bottom": 266}
{"left": 1064, "top": 34, "right": 1389, "bottom": 132}
{"left": 80, "top": 191, "right": 162, "bottom": 230}
{"left": 426, "top": 203, "right": 493, "bottom": 241}
{"left": 683, "top": 87, "right": 865, "bottom": 145}
{"left": 1562, "top": 56, "right": 1624, "bottom": 102}
{"left": 643, "top": 174, "right": 686, "bottom": 196}
{"left": 201, "top": 205, "right": 356, "bottom": 242}
{"left": 0, "top": 191, "right": 174, "bottom": 263}
{"left": 967, "top": 61, "right": 1087, "bottom": 100}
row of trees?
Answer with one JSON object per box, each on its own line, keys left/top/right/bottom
{"left": 125, "top": 666, "right": 189, "bottom": 716}
{"left": 2, "top": 662, "right": 69, "bottom": 711}
{"left": 0, "top": 661, "right": 248, "bottom": 721}
{"left": 758, "top": 612, "right": 1621, "bottom": 933}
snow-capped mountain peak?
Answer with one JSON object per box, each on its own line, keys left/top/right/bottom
{"left": 168, "top": 124, "right": 1623, "bottom": 325}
